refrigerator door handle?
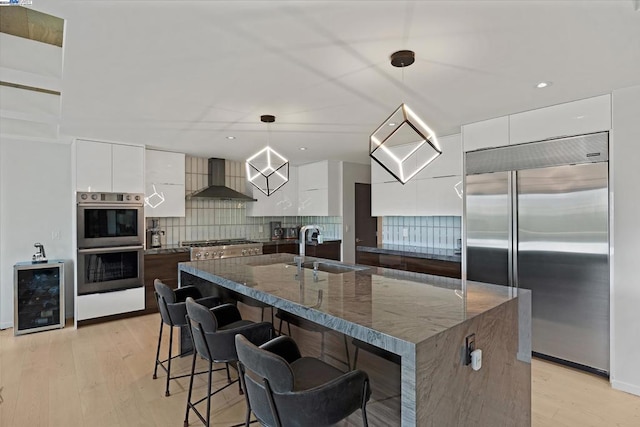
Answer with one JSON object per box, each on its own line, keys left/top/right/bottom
{"left": 510, "top": 171, "right": 519, "bottom": 288}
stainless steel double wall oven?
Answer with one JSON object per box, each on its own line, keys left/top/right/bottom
{"left": 77, "top": 192, "right": 145, "bottom": 295}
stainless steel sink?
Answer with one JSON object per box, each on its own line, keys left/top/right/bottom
{"left": 287, "top": 261, "right": 370, "bottom": 274}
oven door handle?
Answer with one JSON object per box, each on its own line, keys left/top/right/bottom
{"left": 78, "top": 245, "right": 144, "bottom": 254}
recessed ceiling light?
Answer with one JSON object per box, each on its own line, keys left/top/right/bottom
{"left": 536, "top": 81, "right": 551, "bottom": 89}
{"left": 226, "top": 136, "right": 236, "bottom": 140}
{"left": 299, "top": 147, "right": 307, "bottom": 151}
{"left": 388, "top": 122, "right": 396, "bottom": 127}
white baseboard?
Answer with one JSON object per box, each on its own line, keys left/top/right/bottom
{"left": 0, "top": 321, "right": 13, "bottom": 330}
{"left": 611, "top": 379, "right": 640, "bottom": 397}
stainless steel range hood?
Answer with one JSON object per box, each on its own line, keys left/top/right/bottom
{"left": 187, "top": 158, "right": 256, "bottom": 201}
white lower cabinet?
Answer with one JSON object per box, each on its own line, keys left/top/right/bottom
{"left": 76, "top": 287, "right": 145, "bottom": 321}
{"left": 415, "top": 175, "right": 462, "bottom": 216}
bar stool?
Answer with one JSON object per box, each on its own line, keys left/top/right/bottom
{"left": 153, "top": 279, "right": 221, "bottom": 397}
{"left": 275, "top": 309, "right": 351, "bottom": 371}
{"left": 184, "top": 297, "right": 273, "bottom": 427}
{"left": 236, "top": 334, "right": 371, "bottom": 427}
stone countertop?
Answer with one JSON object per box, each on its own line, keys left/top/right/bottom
{"left": 144, "top": 245, "right": 190, "bottom": 255}
{"left": 178, "top": 253, "right": 518, "bottom": 350}
{"left": 357, "top": 244, "right": 461, "bottom": 263}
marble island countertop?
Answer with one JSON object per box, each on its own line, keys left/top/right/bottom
{"left": 178, "top": 253, "right": 531, "bottom": 426}
{"left": 179, "top": 253, "right": 516, "bottom": 349}
{"left": 357, "top": 244, "right": 461, "bottom": 263}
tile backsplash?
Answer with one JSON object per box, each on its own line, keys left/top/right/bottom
{"left": 150, "top": 156, "right": 342, "bottom": 246}
{"left": 381, "top": 216, "right": 462, "bottom": 250}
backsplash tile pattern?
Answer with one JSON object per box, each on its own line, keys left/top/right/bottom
{"left": 151, "top": 156, "right": 342, "bottom": 246}
{"left": 382, "top": 216, "right": 462, "bottom": 250}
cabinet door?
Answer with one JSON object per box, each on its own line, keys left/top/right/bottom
{"left": 298, "top": 161, "right": 328, "bottom": 191}
{"left": 144, "top": 183, "right": 185, "bottom": 217}
{"left": 414, "top": 133, "right": 462, "bottom": 179}
{"left": 415, "top": 175, "right": 462, "bottom": 216}
{"left": 76, "top": 140, "right": 112, "bottom": 192}
{"left": 298, "top": 188, "right": 329, "bottom": 216}
{"left": 76, "top": 287, "right": 144, "bottom": 320}
{"left": 146, "top": 150, "right": 185, "bottom": 185}
{"left": 371, "top": 180, "right": 417, "bottom": 216}
{"left": 462, "top": 116, "right": 509, "bottom": 152}
{"left": 509, "top": 94, "right": 611, "bottom": 145}
{"left": 112, "top": 144, "right": 144, "bottom": 193}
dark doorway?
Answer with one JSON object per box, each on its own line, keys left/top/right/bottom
{"left": 355, "top": 183, "right": 377, "bottom": 263}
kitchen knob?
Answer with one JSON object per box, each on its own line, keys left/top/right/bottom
{"left": 135, "top": 195, "right": 140, "bottom": 201}
{"left": 204, "top": 252, "right": 209, "bottom": 258}
{"left": 219, "top": 251, "right": 224, "bottom": 257}
{"left": 126, "top": 195, "right": 131, "bottom": 201}
{"left": 91, "top": 194, "right": 98, "bottom": 200}
{"left": 242, "top": 249, "right": 247, "bottom": 255}
{"left": 196, "top": 253, "right": 202, "bottom": 259}
{"left": 80, "top": 193, "right": 88, "bottom": 200}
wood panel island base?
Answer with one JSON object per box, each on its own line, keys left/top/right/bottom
{"left": 179, "top": 254, "right": 531, "bottom": 427}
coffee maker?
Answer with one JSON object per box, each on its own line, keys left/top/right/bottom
{"left": 269, "top": 221, "right": 283, "bottom": 240}
{"left": 146, "top": 219, "right": 165, "bottom": 249}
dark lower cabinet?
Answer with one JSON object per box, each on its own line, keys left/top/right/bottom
{"left": 357, "top": 250, "right": 461, "bottom": 279}
{"left": 262, "top": 241, "right": 341, "bottom": 261}
{"left": 143, "top": 252, "right": 191, "bottom": 315}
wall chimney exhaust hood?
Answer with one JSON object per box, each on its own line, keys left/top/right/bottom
{"left": 187, "top": 158, "right": 257, "bottom": 201}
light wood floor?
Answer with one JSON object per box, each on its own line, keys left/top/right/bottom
{"left": 1, "top": 312, "right": 638, "bottom": 426}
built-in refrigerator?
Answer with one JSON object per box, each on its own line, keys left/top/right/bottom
{"left": 464, "top": 131, "right": 609, "bottom": 375}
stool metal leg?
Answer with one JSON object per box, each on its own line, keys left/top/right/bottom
{"left": 184, "top": 348, "right": 198, "bottom": 427}
{"left": 164, "top": 326, "right": 174, "bottom": 396}
{"left": 153, "top": 319, "right": 163, "bottom": 379}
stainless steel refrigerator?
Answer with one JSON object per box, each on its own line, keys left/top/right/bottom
{"left": 464, "top": 132, "right": 609, "bottom": 375}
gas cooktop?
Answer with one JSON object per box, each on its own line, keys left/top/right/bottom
{"left": 181, "top": 239, "right": 258, "bottom": 248}
{"left": 181, "top": 239, "right": 263, "bottom": 260}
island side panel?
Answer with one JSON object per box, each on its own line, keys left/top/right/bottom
{"left": 414, "top": 298, "right": 531, "bottom": 426}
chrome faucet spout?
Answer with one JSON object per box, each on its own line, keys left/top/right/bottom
{"left": 299, "top": 225, "right": 321, "bottom": 257}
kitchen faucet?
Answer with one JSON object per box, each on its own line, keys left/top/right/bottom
{"left": 299, "top": 225, "right": 321, "bottom": 257}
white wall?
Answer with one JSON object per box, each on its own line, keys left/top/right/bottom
{"left": 611, "top": 85, "right": 640, "bottom": 396}
{"left": 0, "top": 137, "right": 74, "bottom": 328}
{"left": 341, "top": 162, "right": 371, "bottom": 263}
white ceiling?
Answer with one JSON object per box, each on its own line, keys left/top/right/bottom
{"left": 41, "top": 0, "right": 640, "bottom": 165}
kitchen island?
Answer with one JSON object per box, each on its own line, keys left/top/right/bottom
{"left": 179, "top": 254, "right": 531, "bottom": 426}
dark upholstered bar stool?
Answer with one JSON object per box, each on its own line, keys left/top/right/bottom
{"left": 275, "top": 309, "right": 351, "bottom": 371}
{"left": 352, "top": 338, "right": 401, "bottom": 368}
{"left": 236, "top": 334, "right": 371, "bottom": 427}
{"left": 184, "top": 298, "right": 272, "bottom": 427}
{"left": 153, "top": 279, "right": 221, "bottom": 397}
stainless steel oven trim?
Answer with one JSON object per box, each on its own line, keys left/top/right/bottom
{"left": 77, "top": 246, "right": 144, "bottom": 295}
{"left": 77, "top": 204, "right": 144, "bottom": 248}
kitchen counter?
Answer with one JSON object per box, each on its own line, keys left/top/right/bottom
{"left": 178, "top": 254, "right": 531, "bottom": 426}
{"left": 144, "top": 245, "right": 190, "bottom": 255}
{"left": 356, "top": 244, "right": 461, "bottom": 263}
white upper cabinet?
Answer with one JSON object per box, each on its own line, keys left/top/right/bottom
{"left": 145, "top": 150, "right": 186, "bottom": 217}
{"left": 247, "top": 166, "right": 299, "bottom": 217}
{"left": 76, "top": 140, "right": 112, "bottom": 192}
{"left": 415, "top": 175, "right": 462, "bottom": 216}
{"left": 112, "top": 144, "right": 144, "bottom": 193}
{"left": 297, "top": 160, "right": 341, "bottom": 216}
{"left": 414, "top": 133, "right": 462, "bottom": 179}
{"left": 509, "top": 94, "right": 611, "bottom": 145}
{"left": 462, "top": 116, "right": 510, "bottom": 152}
{"left": 371, "top": 160, "right": 417, "bottom": 216}
{"left": 76, "top": 140, "right": 144, "bottom": 193}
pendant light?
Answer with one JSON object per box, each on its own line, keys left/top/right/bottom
{"left": 246, "top": 114, "right": 289, "bottom": 196}
{"left": 370, "top": 50, "right": 442, "bottom": 184}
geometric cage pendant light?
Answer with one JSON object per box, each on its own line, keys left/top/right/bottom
{"left": 246, "top": 114, "right": 289, "bottom": 196}
{"left": 370, "top": 50, "right": 442, "bottom": 184}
